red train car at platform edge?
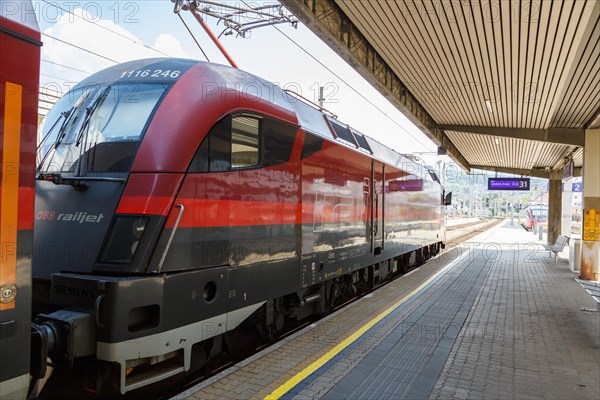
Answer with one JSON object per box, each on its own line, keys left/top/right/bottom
{"left": 0, "top": 1, "right": 41, "bottom": 398}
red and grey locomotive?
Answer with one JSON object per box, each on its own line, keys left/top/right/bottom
{"left": 32, "top": 58, "right": 448, "bottom": 395}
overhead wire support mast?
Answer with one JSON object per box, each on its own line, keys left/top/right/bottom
{"left": 194, "top": 0, "right": 297, "bottom": 37}
{"left": 189, "top": 2, "right": 239, "bottom": 68}
{"left": 172, "top": 0, "right": 298, "bottom": 68}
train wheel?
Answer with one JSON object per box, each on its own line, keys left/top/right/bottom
{"left": 190, "top": 342, "right": 208, "bottom": 371}
{"left": 342, "top": 276, "right": 357, "bottom": 299}
{"left": 94, "top": 362, "right": 121, "bottom": 399}
{"left": 224, "top": 322, "right": 263, "bottom": 359}
{"left": 328, "top": 282, "right": 340, "bottom": 309}
{"left": 416, "top": 249, "right": 424, "bottom": 266}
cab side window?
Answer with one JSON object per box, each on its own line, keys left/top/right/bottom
{"left": 231, "top": 116, "right": 260, "bottom": 168}
{"left": 209, "top": 116, "right": 232, "bottom": 172}
{"left": 189, "top": 115, "right": 261, "bottom": 172}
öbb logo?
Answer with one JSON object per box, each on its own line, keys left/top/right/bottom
{"left": 36, "top": 211, "right": 56, "bottom": 220}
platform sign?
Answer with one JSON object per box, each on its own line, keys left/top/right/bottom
{"left": 487, "top": 178, "right": 530, "bottom": 191}
{"left": 583, "top": 209, "right": 600, "bottom": 241}
{"left": 563, "top": 160, "right": 574, "bottom": 179}
{"left": 563, "top": 182, "right": 583, "bottom": 192}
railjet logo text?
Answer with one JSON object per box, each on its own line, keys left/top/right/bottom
{"left": 36, "top": 211, "right": 105, "bottom": 224}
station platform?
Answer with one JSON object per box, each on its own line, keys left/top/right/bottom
{"left": 175, "top": 221, "right": 600, "bottom": 400}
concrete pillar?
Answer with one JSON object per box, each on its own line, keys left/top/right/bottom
{"left": 581, "top": 128, "right": 600, "bottom": 281}
{"left": 547, "top": 172, "right": 562, "bottom": 246}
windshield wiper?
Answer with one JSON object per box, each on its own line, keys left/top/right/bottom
{"left": 54, "top": 106, "right": 82, "bottom": 149}
{"left": 37, "top": 111, "right": 67, "bottom": 154}
{"left": 36, "top": 172, "right": 126, "bottom": 190}
{"left": 37, "top": 109, "right": 73, "bottom": 170}
{"left": 76, "top": 86, "right": 110, "bottom": 147}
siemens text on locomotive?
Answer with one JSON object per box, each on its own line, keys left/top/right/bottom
{"left": 31, "top": 58, "right": 451, "bottom": 396}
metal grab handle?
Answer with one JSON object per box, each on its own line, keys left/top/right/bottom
{"left": 157, "top": 204, "right": 185, "bottom": 273}
{"left": 95, "top": 294, "right": 105, "bottom": 328}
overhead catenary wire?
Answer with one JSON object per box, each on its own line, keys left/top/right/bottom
{"left": 272, "top": 25, "right": 434, "bottom": 151}
{"left": 38, "top": 87, "right": 61, "bottom": 99}
{"left": 177, "top": 13, "right": 211, "bottom": 62}
{"left": 40, "top": 72, "right": 81, "bottom": 82}
{"left": 41, "top": 59, "right": 92, "bottom": 74}
{"left": 40, "top": 0, "right": 173, "bottom": 58}
{"left": 233, "top": 0, "right": 433, "bottom": 151}
{"left": 42, "top": 33, "right": 119, "bottom": 64}
{"left": 40, "top": 0, "right": 433, "bottom": 151}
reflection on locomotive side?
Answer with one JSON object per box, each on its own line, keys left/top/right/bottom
{"left": 386, "top": 171, "right": 441, "bottom": 247}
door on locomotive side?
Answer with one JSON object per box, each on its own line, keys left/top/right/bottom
{"left": 371, "top": 160, "right": 385, "bottom": 254}
{"left": 0, "top": 1, "right": 41, "bottom": 398}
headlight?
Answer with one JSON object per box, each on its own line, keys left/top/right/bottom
{"left": 100, "top": 215, "right": 149, "bottom": 264}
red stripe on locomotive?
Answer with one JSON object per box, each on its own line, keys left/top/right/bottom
{"left": 116, "top": 173, "right": 184, "bottom": 215}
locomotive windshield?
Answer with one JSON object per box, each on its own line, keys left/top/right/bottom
{"left": 38, "top": 82, "right": 168, "bottom": 174}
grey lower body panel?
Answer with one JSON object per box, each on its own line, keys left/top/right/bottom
{"left": 97, "top": 302, "right": 265, "bottom": 394}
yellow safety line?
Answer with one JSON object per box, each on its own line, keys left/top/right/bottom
{"left": 0, "top": 82, "right": 22, "bottom": 311}
{"left": 265, "top": 253, "right": 465, "bottom": 400}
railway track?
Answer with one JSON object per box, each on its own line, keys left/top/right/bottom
{"left": 446, "top": 218, "right": 501, "bottom": 243}
{"left": 161, "top": 219, "right": 503, "bottom": 400}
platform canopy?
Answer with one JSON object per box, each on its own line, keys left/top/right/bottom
{"left": 281, "top": 0, "right": 600, "bottom": 178}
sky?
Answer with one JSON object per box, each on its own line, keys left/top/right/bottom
{"left": 27, "top": 0, "right": 445, "bottom": 161}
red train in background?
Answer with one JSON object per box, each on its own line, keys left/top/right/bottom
{"left": 520, "top": 203, "right": 548, "bottom": 231}
{"left": 0, "top": 1, "right": 41, "bottom": 398}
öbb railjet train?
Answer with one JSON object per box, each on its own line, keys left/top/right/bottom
{"left": 32, "top": 58, "right": 450, "bottom": 395}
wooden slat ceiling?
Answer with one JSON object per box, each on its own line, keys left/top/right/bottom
{"left": 446, "top": 130, "right": 577, "bottom": 168}
{"left": 284, "top": 0, "right": 599, "bottom": 176}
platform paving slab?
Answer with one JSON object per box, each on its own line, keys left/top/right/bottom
{"left": 430, "top": 223, "right": 600, "bottom": 400}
